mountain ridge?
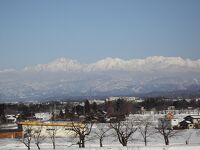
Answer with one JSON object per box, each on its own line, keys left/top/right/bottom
{"left": 18, "top": 56, "right": 200, "bottom": 73}
{"left": 1, "top": 56, "right": 200, "bottom": 101}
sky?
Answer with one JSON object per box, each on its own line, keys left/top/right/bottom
{"left": 0, "top": 0, "right": 200, "bottom": 69}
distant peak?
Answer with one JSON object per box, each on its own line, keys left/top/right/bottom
{"left": 11, "top": 56, "right": 200, "bottom": 73}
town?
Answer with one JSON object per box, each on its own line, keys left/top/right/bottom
{"left": 1, "top": 96, "right": 200, "bottom": 149}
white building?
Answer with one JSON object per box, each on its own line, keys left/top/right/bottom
{"left": 35, "top": 112, "right": 52, "bottom": 121}
{"left": 106, "top": 96, "right": 144, "bottom": 103}
{"left": 6, "top": 115, "right": 16, "bottom": 123}
{"left": 18, "top": 121, "right": 82, "bottom": 137}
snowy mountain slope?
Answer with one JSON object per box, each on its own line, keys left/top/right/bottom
{"left": 0, "top": 56, "right": 200, "bottom": 101}
{"left": 22, "top": 56, "right": 200, "bottom": 73}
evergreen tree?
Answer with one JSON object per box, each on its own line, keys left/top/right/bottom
{"left": 84, "top": 100, "right": 91, "bottom": 115}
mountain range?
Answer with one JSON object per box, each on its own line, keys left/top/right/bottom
{"left": 1, "top": 56, "right": 200, "bottom": 102}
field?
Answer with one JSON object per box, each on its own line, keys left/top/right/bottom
{"left": 1, "top": 114, "right": 200, "bottom": 150}
{"left": 0, "top": 136, "right": 200, "bottom": 150}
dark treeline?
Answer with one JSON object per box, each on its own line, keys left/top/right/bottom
{"left": 141, "top": 97, "right": 200, "bottom": 111}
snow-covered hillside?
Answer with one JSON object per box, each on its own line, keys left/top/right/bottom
{"left": 1, "top": 56, "right": 200, "bottom": 101}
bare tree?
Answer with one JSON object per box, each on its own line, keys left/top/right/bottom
{"left": 110, "top": 119, "right": 137, "bottom": 146}
{"left": 19, "top": 125, "right": 33, "bottom": 150}
{"left": 185, "top": 130, "right": 193, "bottom": 145}
{"left": 33, "top": 126, "right": 46, "bottom": 150}
{"left": 46, "top": 126, "right": 58, "bottom": 149}
{"left": 137, "top": 117, "right": 155, "bottom": 146}
{"left": 94, "top": 123, "right": 111, "bottom": 147}
{"left": 68, "top": 120, "right": 93, "bottom": 148}
{"left": 156, "top": 119, "right": 179, "bottom": 145}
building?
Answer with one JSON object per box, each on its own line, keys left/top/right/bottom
{"left": 106, "top": 96, "right": 144, "bottom": 103}
{"left": 0, "top": 124, "right": 23, "bottom": 138}
{"left": 17, "top": 121, "right": 83, "bottom": 137}
{"left": 6, "top": 115, "right": 17, "bottom": 123}
{"left": 179, "top": 120, "right": 194, "bottom": 129}
{"left": 35, "top": 112, "right": 52, "bottom": 121}
{"left": 178, "top": 115, "right": 200, "bottom": 129}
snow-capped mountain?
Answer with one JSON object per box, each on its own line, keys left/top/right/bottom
{"left": 23, "top": 56, "right": 200, "bottom": 73}
{"left": 1, "top": 56, "right": 200, "bottom": 101}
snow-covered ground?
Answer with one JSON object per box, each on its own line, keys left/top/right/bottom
{"left": 0, "top": 139, "right": 200, "bottom": 150}
{"left": 1, "top": 114, "right": 200, "bottom": 150}
{"left": 1, "top": 128, "right": 200, "bottom": 150}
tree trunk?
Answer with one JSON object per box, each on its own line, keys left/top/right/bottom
{"left": 78, "top": 141, "right": 81, "bottom": 148}
{"left": 81, "top": 139, "right": 85, "bottom": 148}
{"left": 100, "top": 138, "right": 103, "bottom": 147}
{"left": 122, "top": 142, "right": 127, "bottom": 146}
{"left": 28, "top": 141, "right": 31, "bottom": 150}
{"left": 186, "top": 140, "right": 188, "bottom": 145}
{"left": 121, "top": 138, "right": 127, "bottom": 146}
{"left": 79, "top": 136, "right": 85, "bottom": 148}
{"left": 26, "top": 144, "right": 30, "bottom": 150}
{"left": 53, "top": 141, "right": 55, "bottom": 149}
{"left": 144, "top": 137, "right": 147, "bottom": 146}
{"left": 36, "top": 143, "right": 40, "bottom": 150}
{"left": 164, "top": 136, "right": 169, "bottom": 145}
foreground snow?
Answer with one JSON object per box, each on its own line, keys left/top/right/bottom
{"left": 0, "top": 142, "right": 200, "bottom": 150}
{"left": 1, "top": 134, "right": 200, "bottom": 150}
{"left": 1, "top": 115, "right": 200, "bottom": 150}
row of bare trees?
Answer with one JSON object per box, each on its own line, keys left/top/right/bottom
{"left": 19, "top": 125, "right": 58, "bottom": 150}
{"left": 68, "top": 116, "right": 181, "bottom": 148}
{"left": 19, "top": 117, "right": 182, "bottom": 150}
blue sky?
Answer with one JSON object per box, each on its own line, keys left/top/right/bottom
{"left": 0, "top": 0, "right": 200, "bottom": 69}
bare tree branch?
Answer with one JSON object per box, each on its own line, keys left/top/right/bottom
{"left": 137, "top": 116, "right": 156, "bottom": 146}
{"left": 67, "top": 119, "right": 94, "bottom": 148}
{"left": 110, "top": 119, "right": 137, "bottom": 146}
{"left": 19, "top": 125, "right": 33, "bottom": 150}
{"left": 46, "top": 126, "right": 58, "bottom": 149}
{"left": 93, "top": 123, "right": 111, "bottom": 147}
{"left": 156, "top": 119, "right": 180, "bottom": 145}
{"left": 33, "top": 125, "right": 46, "bottom": 150}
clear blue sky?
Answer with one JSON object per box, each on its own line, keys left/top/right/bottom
{"left": 0, "top": 0, "right": 200, "bottom": 69}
